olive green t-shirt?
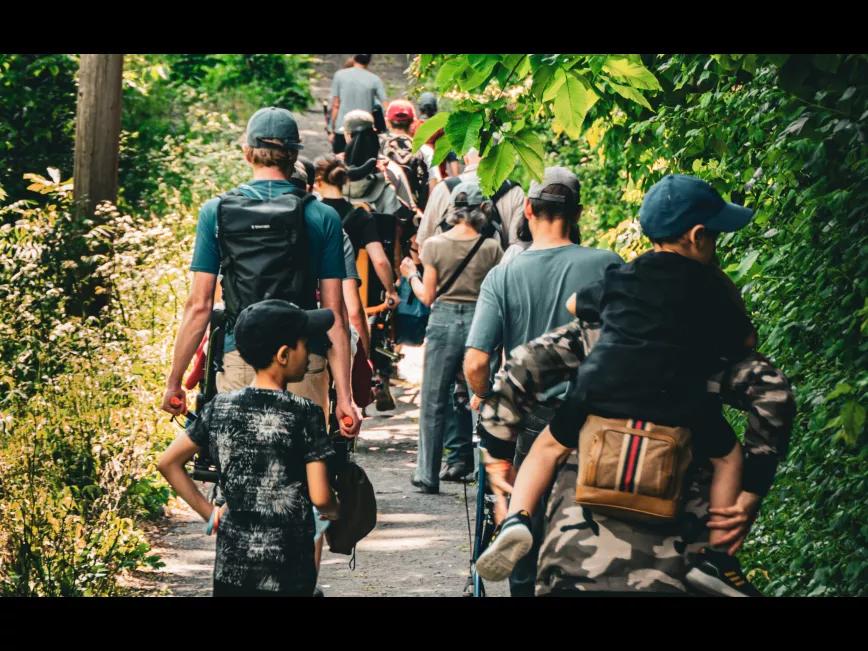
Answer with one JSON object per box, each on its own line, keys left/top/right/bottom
{"left": 420, "top": 231, "right": 503, "bottom": 303}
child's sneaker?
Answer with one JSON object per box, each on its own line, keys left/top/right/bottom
{"left": 475, "top": 510, "right": 534, "bottom": 582}
{"left": 685, "top": 547, "right": 763, "bottom": 597}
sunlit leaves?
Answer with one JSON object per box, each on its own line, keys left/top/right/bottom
{"left": 477, "top": 141, "right": 516, "bottom": 195}
{"left": 511, "top": 130, "right": 545, "bottom": 182}
{"left": 603, "top": 56, "right": 662, "bottom": 91}
{"left": 411, "top": 111, "right": 449, "bottom": 152}
{"left": 445, "top": 111, "right": 484, "bottom": 155}
{"left": 552, "top": 73, "right": 599, "bottom": 140}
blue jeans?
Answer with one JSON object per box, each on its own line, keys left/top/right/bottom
{"left": 415, "top": 301, "right": 476, "bottom": 490}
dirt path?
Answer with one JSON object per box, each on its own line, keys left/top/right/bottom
{"left": 135, "top": 348, "right": 505, "bottom": 597}
{"left": 132, "top": 55, "right": 507, "bottom": 597}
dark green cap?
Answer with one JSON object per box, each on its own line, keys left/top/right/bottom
{"left": 246, "top": 107, "right": 304, "bottom": 151}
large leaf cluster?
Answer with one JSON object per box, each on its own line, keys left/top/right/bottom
{"left": 423, "top": 53, "right": 867, "bottom": 595}
{"left": 413, "top": 54, "right": 661, "bottom": 195}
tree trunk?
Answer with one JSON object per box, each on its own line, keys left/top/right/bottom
{"left": 73, "top": 54, "right": 123, "bottom": 218}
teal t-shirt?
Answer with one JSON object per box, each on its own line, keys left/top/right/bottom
{"left": 190, "top": 180, "right": 346, "bottom": 357}
{"left": 465, "top": 244, "right": 623, "bottom": 356}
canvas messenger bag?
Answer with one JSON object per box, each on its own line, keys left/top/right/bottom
{"left": 575, "top": 415, "right": 693, "bottom": 523}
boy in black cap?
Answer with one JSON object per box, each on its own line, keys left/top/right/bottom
{"left": 478, "top": 175, "right": 784, "bottom": 597}
{"left": 158, "top": 299, "right": 339, "bottom": 597}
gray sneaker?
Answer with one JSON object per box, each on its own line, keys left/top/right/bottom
{"left": 475, "top": 510, "right": 534, "bottom": 582}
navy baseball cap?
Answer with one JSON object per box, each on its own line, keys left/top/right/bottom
{"left": 246, "top": 107, "right": 304, "bottom": 151}
{"left": 235, "top": 300, "right": 333, "bottom": 365}
{"left": 639, "top": 175, "right": 754, "bottom": 240}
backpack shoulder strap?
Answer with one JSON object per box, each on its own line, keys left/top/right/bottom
{"left": 491, "top": 179, "right": 517, "bottom": 205}
{"left": 444, "top": 176, "right": 462, "bottom": 193}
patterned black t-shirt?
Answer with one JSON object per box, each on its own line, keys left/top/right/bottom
{"left": 188, "top": 387, "right": 334, "bottom": 595}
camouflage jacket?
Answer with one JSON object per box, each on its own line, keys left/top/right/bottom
{"left": 479, "top": 318, "right": 795, "bottom": 496}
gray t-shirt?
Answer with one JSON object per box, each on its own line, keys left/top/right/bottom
{"left": 420, "top": 231, "right": 503, "bottom": 304}
{"left": 465, "top": 244, "right": 623, "bottom": 355}
{"left": 330, "top": 67, "right": 386, "bottom": 131}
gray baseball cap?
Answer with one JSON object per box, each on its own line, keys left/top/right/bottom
{"left": 528, "top": 166, "right": 580, "bottom": 204}
{"left": 246, "top": 107, "right": 303, "bottom": 151}
{"left": 450, "top": 180, "right": 486, "bottom": 208}
{"left": 342, "top": 109, "right": 375, "bottom": 135}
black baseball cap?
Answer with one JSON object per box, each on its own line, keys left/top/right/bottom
{"left": 640, "top": 174, "right": 754, "bottom": 240}
{"left": 234, "top": 300, "right": 334, "bottom": 367}
{"left": 246, "top": 107, "right": 304, "bottom": 151}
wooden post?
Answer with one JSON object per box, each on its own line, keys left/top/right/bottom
{"left": 73, "top": 54, "right": 123, "bottom": 218}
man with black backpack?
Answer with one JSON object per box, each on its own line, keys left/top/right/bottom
{"left": 416, "top": 148, "right": 526, "bottom": 251}
{"left": 162, "top": 107, "right": 361, "bottom": 439}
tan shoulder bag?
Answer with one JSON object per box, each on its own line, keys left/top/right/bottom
{"left": 575, "top": 415, "right": 693, "bottom": 523}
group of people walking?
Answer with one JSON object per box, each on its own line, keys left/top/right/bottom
{"left": 157, "top": 54, "right": 797, "bottom": 598}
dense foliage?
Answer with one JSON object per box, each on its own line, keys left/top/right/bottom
{"left": 414, "top": 53, "right": 868, "bottom": 596}
{"left": 0, "top": 54, "right": 79, "bottom": 202}
{"left": 0, "top": 56, "right": 296, "bottom": 595}
{"left": 0, "top": 54, "right": 313, "bottom": 209}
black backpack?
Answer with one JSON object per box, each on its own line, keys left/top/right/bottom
{"left": 438, "top": 177, "right": 518, "bottom": 245}
{"left": 383, "top": 134, "right": 430, "bottom": 210}
{"left": 325, "top": 460, "right": 377, "bottom": 556}
{"left": 217, "top": 187, "right": 317, "bottom": 326}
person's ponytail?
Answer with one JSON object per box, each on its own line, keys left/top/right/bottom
{"left": 315, "top": 154, "right": 349, "bottom": 188}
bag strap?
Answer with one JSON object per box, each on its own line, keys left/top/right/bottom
{"left": 436, "top": 236, "right": 485, "bottom": 299}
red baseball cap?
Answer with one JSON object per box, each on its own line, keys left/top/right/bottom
{"left": 386, "top": 99, "right": 416, "bottom": 122}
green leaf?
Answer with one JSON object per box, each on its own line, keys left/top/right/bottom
{"left": 435, "top": 58, "right": 465, "bottom": 88}
{"left": 542, "top": 68, "right": 567, "bottom": 102}
{"left": 839, "top": 400, "right": 865, "bottom": 446}
{"left": 511, "top": 130, "right": 545, "bottom": 181}
{"left": 603, "top": 56, "right": 662, "bottom": 91}
{"left": 731, "top": 250, "right": 760, "bottom": 282}
{"left": 431, "top": 133, "right": 453, "bottom": 166}
{"left": 552, "top": 73, "right": 598, "bottom": 140}
{"left": 445, "top": 111, "right": 484, "bottom": 155}
{"left": 412, "top": 111, "right": 449, "bottom": 152}
{"left": 608, "top": 80, "right": 653, "bottom": 111}
{"left": 457, "top": 57, "right": 498, "bottom": 91}
{"left": 478, "top": 141, "right": 516, "bottom": 196}
{"left": 531, "top": 66, "right": 555, "bottom": 101}
{"left": 825, "top": 383, "right": 854, "bottom": 402}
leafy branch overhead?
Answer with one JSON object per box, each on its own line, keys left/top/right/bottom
{"left": 413, "top": 54, "right": 661, "bottom": 194}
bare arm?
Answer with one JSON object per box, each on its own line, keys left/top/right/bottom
{"left": 306, "top": 460, "right": 339, "bottom": 519}
{"left": 162, "top": 272, "right": 217, "bottom": 414}
{"left": 157, "top": 434, "right": 213, "bottom": 521}
{"left": 507, "top": 426, "right": 572, "bottom": 517}
{"left": 343, "top": 278, "right": 371, "bottom": 357}
{"left": 407, "top": 262, "right": 437, "bottom": 307}
{"left": 365, "top": 241, "right": 398, "bottom": 303}
{"left": 464, "top": 348, "right": 492, "bottom": 397}
{"left": 320, "top": 278, "right": 361, "bottom": 437}
{"left": 330, "top": 96, "right": 340, "bottom": 133}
